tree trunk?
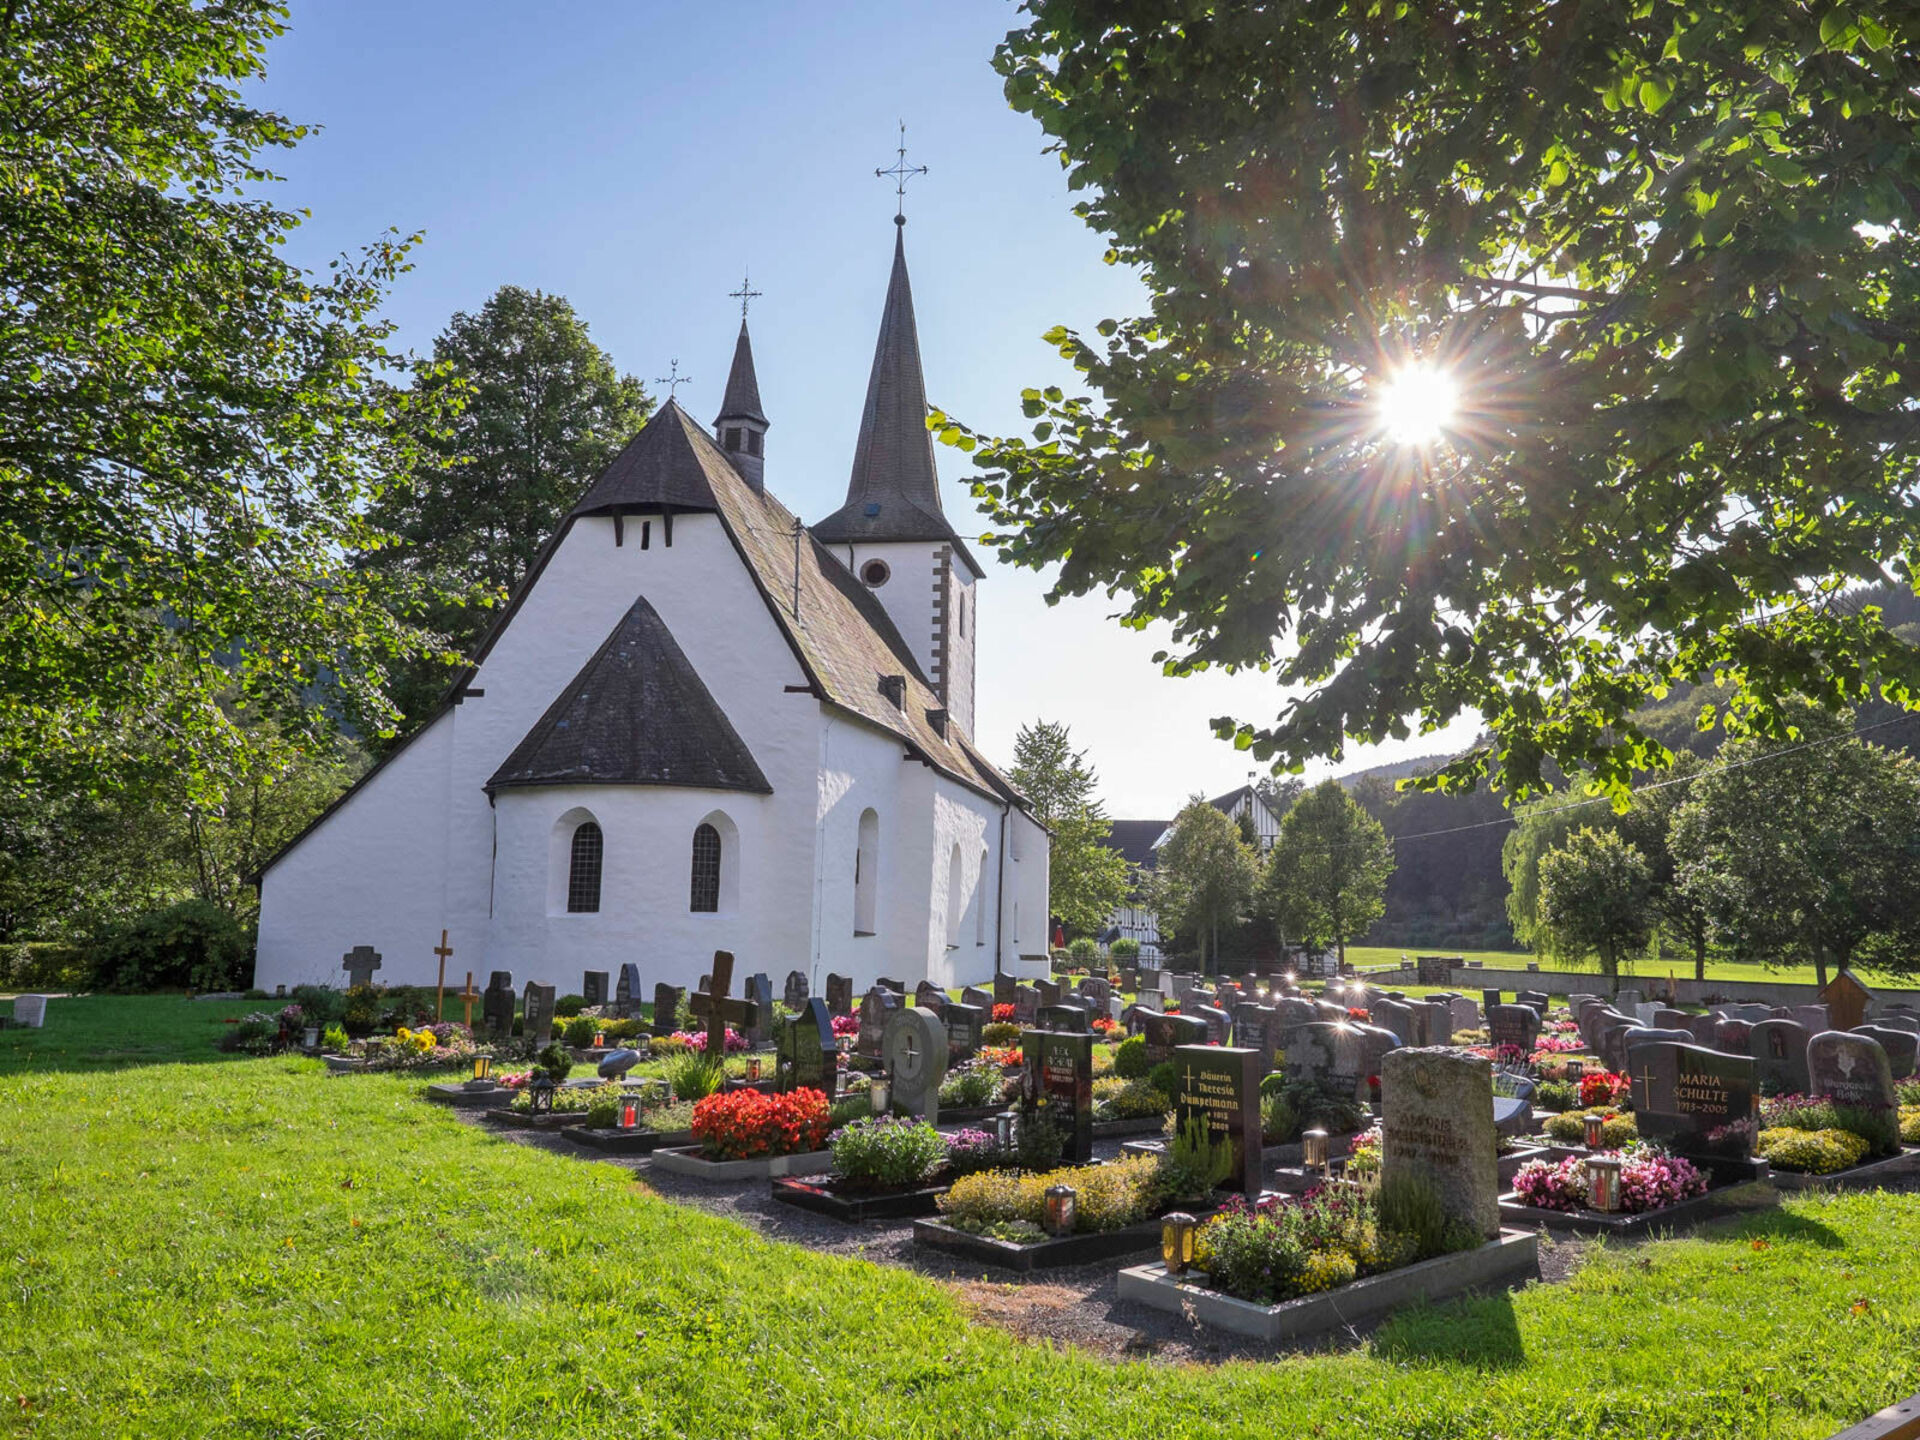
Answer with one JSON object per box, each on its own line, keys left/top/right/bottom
{"left": 1812, "top": 950, "right": 1830, "bottom": 992}
{"left": 1693, "top": 930, "right": 1706, "bottom": 983}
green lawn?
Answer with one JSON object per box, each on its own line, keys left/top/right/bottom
{"left": 3, "top": 997, "right": 1919, "bottom": 1438}
{"left": 1343, "top": 946, "right": 1916, "bottom": 990}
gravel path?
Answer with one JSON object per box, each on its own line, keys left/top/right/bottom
{"left": 458, "top": 1110, "right": 1624, "bottom": 1365}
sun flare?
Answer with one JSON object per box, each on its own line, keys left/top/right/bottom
{"left": 1377, "top": 364, "right": 1459, "bottom": 447}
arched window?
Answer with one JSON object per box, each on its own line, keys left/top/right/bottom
{"left": 567, "top": 822, "right": 603, "bottom": 914}
{"left": 976, "top": 848, "right": 990, "bottom": 945}
{"left": 854, "top": 808, "right": 879, "bottom": 936}
{"left": 945, "top": 843, "right": 965, "bottom": 948}
{"left": 690, "top": 823, "right": 722, "bottom": 913}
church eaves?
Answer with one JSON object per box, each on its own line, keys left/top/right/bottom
{"left": 488, "top": 596, "right": 772, "bottom": 795}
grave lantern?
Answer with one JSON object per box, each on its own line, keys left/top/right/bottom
{"left": 618, "top": 1096, "right": 639, "bottom": 1130}
{"left": 528, "top": 1076, "right": 556, "bottom": 1115}
{"left": 1566, "top": 1060, "right": 1584, "bottom": 1082}
{"left": 471, "top": 1055, "right": 493, "bottom": 1084}
{"left": 1160, "top": 1212, "right": 1198, "bottom": 1276}
{"left": 1043, "top": 1184, "right": 1077, "bottom": 1237}
{"left": 746, "top": 1056, "right": 762, "bottom": 1082}
{"left": 994, "top": 1111, "right": 1015, "bottom": 1152}
{"left": 869, "top": 1076, "right": 891, "bottom": 1116}
{"left": 1302, "top": 1128, "right": 1331, "bottom": 1177}
{"left": 302, "top": 1025, "right": 320, "bottom": 1050}
{"left": 593, "top": 1032, "right": 605, "bottom": 1049}
{"left": 1587, "top": 1154, "right": 1624, "bottom": 1212}
{"left": 1583, "top": 1112, "right": 1606, "bottom": 1149}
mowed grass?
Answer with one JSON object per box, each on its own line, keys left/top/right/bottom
{"left": 1343, "top": 946, "right": 1916, "bottom": 990}
{"left": 3, "top": 999, "right": 1920, "bottom": 1438}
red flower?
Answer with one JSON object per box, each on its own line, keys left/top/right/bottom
{"left": 691, "top": 1088, "right": 832, "bottom": 1161}
{"left": 991, "top": 1003, "right": 1015, "bottom": 1022}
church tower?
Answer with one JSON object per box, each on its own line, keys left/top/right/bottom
{"left": 814, "top": 221, "right": 982, "bottom": 735}
{"left": 713, "top": 319, "right": 768, "bottom": 492}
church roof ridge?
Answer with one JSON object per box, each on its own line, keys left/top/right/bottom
{"left": 567, "top": 398, "right": 723, "bottom": 519}
{"left": 488, "top": 595, "right": 772, "bottom": 795}
{"left": 714, "top": 320, "right": 767, "bottom": 427}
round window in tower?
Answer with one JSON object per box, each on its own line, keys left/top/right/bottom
{"left": 860, "top": 559, "right": 892, "bottom": 588}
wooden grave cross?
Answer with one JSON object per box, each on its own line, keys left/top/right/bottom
{"left": 458, "top": 971, "right": 481, "bottom": 1029}
{"left": 433, "top": 929, "right": 454, "bottom": 1020}
{"left": 687, "top": 950, "right": 761, "bottom": 1065}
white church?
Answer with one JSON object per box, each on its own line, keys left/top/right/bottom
{"left": 253, "top": 220, "right": 1051, "bottom": 997}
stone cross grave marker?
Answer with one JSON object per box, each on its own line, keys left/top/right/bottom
{"left": 1026, "top": 1027, "right": 1095, "bottom": 1163}
{"left": 1173, "top": 1044, "right": 1263, "bottom": 1198}
{"left": 1381, "top": 1048, "right": 1499, "bottom": 1240}
{"left": 651, "top": 983, "right": 685, "bottom": 1038}
{"left": 688, "top": 952, "right": 760, "bottom": 1064}
{"left": 826, "top": 973, "right": 854, "bottom": 1017}
{"left": 582, "top": 970, "right": 609, "bottom": 1010}
{"left": 482, "top": 971, "right": 515, "bottom": 1042}
{"left": 777, "top": 999, "right": 837, "bottom": 1098}
{"left": 342, "top": 945, "right": 382, "bottom": 988}
{"left": 882, "top": 1007, "right": 948, "bottom": 1124}
{"left": 522, "top": 983, "right": 557, "bottom": 1050}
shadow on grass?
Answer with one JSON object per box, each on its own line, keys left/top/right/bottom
{"left": 0, "top": 994, "right": 290, "bottom": 1076}
{"left": 1713, "top": 1205, "right": 1849, "bottom": 1249}
{"left": 1368, "top": 1287, "right": 1529, "bottom": 1369}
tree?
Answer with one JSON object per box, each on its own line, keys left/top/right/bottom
{"left": 367, "top": 286, "right": 651, "bottom": 727}
{"left": 1616, "top": 750, "right": 1716, "bottom": 981}
{"left": 1154, "top": 797, "right": 1257, "bottom": 972}
{"left": 1263, "top": 779, "right": 1395, "bottom": 966}
{"left": 1669, "top": 713, "right": 1920, "bottom": 986}
{"left": 938, "top": 4, "right": 1920, "bottom": 801}
{"left": 1008, "top": 720, "right": 1130, "bottom": 937}
{"left": 0, "top": 1, "right": 447, "bottom": 792}
{"left": 1537, "top": 829, "right": 1655, "bottom": 982}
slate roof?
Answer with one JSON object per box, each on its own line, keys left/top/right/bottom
{"left": 568, "top": 402, "right": 726, "bottom": 519}
{"left": 488, "top": 596, "right": 771, "bottom": 795}
{"left": 1102, "top": 819, "right": 1171, "bottom": 870}
{"left": 813, "top": 226, "right": 981, "bottom": 574}
{"left": 714, "top": 320, "right": 767, "bottom": 426}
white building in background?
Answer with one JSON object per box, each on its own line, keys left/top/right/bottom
{"left": 1097, "top": 786, "right": 1285, "bottom": 959}
{"left": 253, "top": 222, "right": 1050, "bottom": 996}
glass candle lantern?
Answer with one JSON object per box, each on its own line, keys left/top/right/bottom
{"left": 1302, "top": 1128, "right": 1331, "bottom": 1176}
{"left": 471, "top": 1055, "right": 493, "bottom": 1083}
{"left": 593, "top": 1032, "right": 605, "bottom": 1049}
{"left": 1042, "top": 1184, "right": 1077, "bottom": 1237}
{"left": 746, "top": 1057, "right": 762, "bottom": 1082}
{"left": 1583, "top": 1112, "right": 1606, "bottom": 1149}
{"left": 869, "top": 1077, "right": 890, "bottom": 1115}
{"left": 528, "top": 1077, "right": 556, "bottom": 1115}
{"left": 994, "top": 1111, "right": 1014, "bottom": 1152}
{"left": 302, "top": 1026, "right": 320, "bottom": 1050}
{"left": 1565, "top": 1060, "right": 1584, "bottom": 1082}
{"left": 618, "top": 1097, "right": 639, "bottom": 1130}
{"left": 1160, "top": 1212, "right": 1198, "bottom": 1276}
{"left": 1586, "top": 1154, "right": 1624, "bottom": 1212}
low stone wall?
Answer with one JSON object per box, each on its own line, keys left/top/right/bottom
{"left": 1444, "top": 966, "right": 1920, "bottom": 1011}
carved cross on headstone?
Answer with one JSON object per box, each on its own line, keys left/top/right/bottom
{"left": 342, "top": 945, "right": 382, "bottom": 988}
{"left": 687, "top": 950, "right": 761, "bottom": 1065}
{"left": 457, "top": 971, "right": 480, "bottom": 1029}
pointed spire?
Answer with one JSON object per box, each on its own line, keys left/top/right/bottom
{"left": 715, "top": 320, "right": 767, "bottom": 427}
{"left": 814, "top": 225, "right": 955, "bottom": 547}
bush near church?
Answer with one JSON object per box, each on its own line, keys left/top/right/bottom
{"left": 87, "top": 899, "right": 250, "bottom": 992}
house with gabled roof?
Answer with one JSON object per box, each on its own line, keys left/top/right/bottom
{"left": 253, "top": 221, "right": 1050, "bottom": 996}
{"left": 1096, "top": 786, "right": 1285, "bottom": 959}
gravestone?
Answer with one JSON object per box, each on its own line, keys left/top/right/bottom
{"left": 1488, "top": 1004, "right": 1543, "bottom": 1053}
{"left": 875, "top": 976, "right": 905, "bottom": 995}
{"left": 915, "top": 980, "right": 949, "bottom": 1016}
{"left": 1038, "top": 1003, "right": 1090, "bottom": 1033}
{"left": 1790, "top": 1004, "right": 1831, "bottom": 1033}
{"left": 960, "top": 984, "right": 994, "bottom": 1010}
{"left": 1809, "top": 1030, "right": 1897, "bottom": 1120}
{"left": 1172, "top": 1044, "right": 1264, "bottom": 1198}
{"left": 1653, "top": 1007, "right": 1692, "bottom": 1032}
{"left": 482, "top": 971, "right": 515, "bottom": 1041}
{"left": 1516, "top": 989, "right": 1551, "bottom": 1015}
{"left": 1480, "top": 987, "right": 1503, "bottom": 1020}
{"left": 994, "top": 973, "right": 1016, "bottom": 1005}
{"left": 1682, "top": 1012, "right": 1720, "bottom": 1048}
{"left": 1313, "top": 999, "right": 1349, "bottom": 1022}
{"left": 882, "top": 1007, "right": 948, "bottom": 1123}
{"left": 522, "top": 983, "right": 557, "bottom": 1050}
{"left": 1351, "top": 1022, "right": 1401, "bottom": 1088}
{"left": 1370, "top": 997, "right": 1416, "bottom": 1046}
{"left": 1872, "top": 1011, "right": 1920, "bottom": 1036}
{"left": 598, "top": 1048, "right": 643, "bottom": 1080}
{"left": 1423, "top": 998, "right": 1455, "bottom": 1047}
{"left": 1142, "top": 1010, "right": 1209, "bottom": 1065}
{"left": 1822, "top": 972, "right": 1874, "bottom": 1032}
{"left": 1380, "top": 1048, "right": 1499, "bottom": 1240}
{"left": 1192, "top": 1004, "right": 1233, "bottom": 1047}
{"left": 1283, "top": 1022, "right": 1367, "bottom": 1100}
{"left": 856, "top": 986, "right": 899, "bottom": 1060}
{"left": 1118, "top": 965, "right": 1138, "bottom": 992}
{"left": 1025, "top": 1028, "right": 1095, "bottom": 1163}
{"left": 1013, "top": 985, "right": 1040, "bottom": 1026}
{"left": 945, "top": 1002, "right": 985, "bottom": 1059}
{"left": 1036, "top": 978, "right": 1063, "bottom": 1007}
{"left": 341, "top": 945, "right": 383, "bottom": 988}
{"left": 742, "top": 972, "right": 774, "bottom": 1047}
{"left": 616, "top": 963, "right": 642, "bottom": 1019}
{"left": 1078, "top": 976, "right": 1112, "bottom": 1007}
{"left": 783, "top": 970, "right": 810, "bottom": 1011}
{"left": 582, "top": 971, "right": 609, "bottom": 1010}
{"left": 1233, "top": 1003, "right": 1279, "bottom": 1070}
{"left": 1852, "top": 1024, "right": 1918, "bottom": 1080}
{"left": 651, "top": 983, "right": 685, "bottom": 1038}
{"left": 12, "top": 994, "right": 47, "bottom": 1028}
{"left": 1445, "top": 995, "right": 1478, "bottom": 1031}
{"left": 1614, "top": 988, "right": 1643, "bottom": 1012}
{"left": 1713, "top": 1018, "right": 1754, "bottom": 1056}
{"left": 1748, "top": 1018, "right": 1812, "bottom": 1096}
{"left": 826, "top": 973, "right": 854, "bottom": 1017}
{"left": 777, "top": 999, "right": 837, "bottom": 1097}
{"left": 1627, "top": 1040, "right": 1758, "bottom": 1166}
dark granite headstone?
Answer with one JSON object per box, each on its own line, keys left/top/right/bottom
{"left": 1024, "top": 1028, "right": 1095, "bottom": 1163}
{"left": 1626, "top": 1040, "right": 1758, "bottom": 1165}
{"left": 1036, "top": 978, "right": 1063, "bottom": 1008}
{"left": 1142, "top": 1010, "right": 1208, "bottom": 1064}
{"left": 522, "top": 982, "right": 556, "bottom": 1050}
{"left": 856, "top": 986, "right": 899, "bottom": 1060}
{"left": 1192, "top": 1004, "right": 1232, "bottom": 1047}
{"left": 994, "top": 973, "right": 1016, "bottom": 1005}
{"left": 1713, "top": 1018, "right": 1754, "bottom": 1056}
{"left": 960, "top": 985, "right": 994, "bottom": 1010}
{"left": 826, "top": 973, "right": 853, "bottom": 1017}
{"left": 776, "top": 999, "right": 837, "bottom": 1097}
{"left": 1809, "top": 1030, "right": 1896, "bottom": 1115}
{"left": 783, "top": 970, "right": 810, "bottom": 1011}
{"left": 1233, "top": 1002, "right": 1279, "bottom": 1070}
{"left": 915, "top": 980, "right": 949, "bottom": 1016}
{"left": 1480, "top": 987, "right": 1503, "bottom": 1019}
{"left": 651, "top": 983, "right": 685, "bottom": 1038}
{"left": 1748, "top": 1018, "right": 1812, "bottom": 1096}
{"left": 945, "top": 1002, "right": 986, "bottom": 1059}
{"left": 1852, "top": 1024, "right": 1918, "bottom": 1080}
{"left": 1370, "top": 996, "right": 1416, "bottom": 1045}
{"left": 1013, "top": 984, "right": 1040, "bottom": 1026}
{"left": 1516, "top": 989, "right": 1550, "bottom": 1015}
{"left": 875, "top": 976, "right": 906, "bottom": 995}
{"left": 742, "top": 972, "right": 774, "bottom": 1047}
{"left": 1038, "top": 1003, "right": 1089, "bottom": 1033}
{"left": 1653, "top": 1007, "right": 1692, "bottom": 1032}
{"left": 1172, "top": 1044, "right": 1264, "bottom": 1198}
{"left": 1488, "top": 1003, "right": 1542, "bottom": 1053}
{"left": 582, "top": 971, "right": 609, "bottom": 1009}
{"left": 482, "top": 971, "right": 514, "bottom": 1042}
{"left": 616, "top": 963, "right": 642, "bottom": 1019}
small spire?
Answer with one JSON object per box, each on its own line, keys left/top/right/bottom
{"left": 714, "top": 310, "right": 768, "bottom": 493}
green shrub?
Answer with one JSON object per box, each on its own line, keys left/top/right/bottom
{"left": 1067, "top": 936, "right": 1100, "bottom": 964}
{"left": 1896, "top": 1080, "right": 1920, "bottom": 1108}
{"left": 1377, "top": 1171, "right": 1480, "bottom": 1259}
{"left": 0, "top": 942, "right": 88, "bottom": 990}
{"left": 1013, "top": 1106, "right": 1064, "bottom": 1170}
{"left": 663, "top": 1051, "right": 726, "bottom": 1101}
{"left": 1093, "top": 1077, "right": 1170, "bottom": 1120}
{"left": 650, "top": 1034, "right": 691, "bottom": 1056}
{"left": 88, "top": 900, "right": 250, "bottom": 993}
{"left": 555, "top": 994, "right": 586, "bottom": 1018}
{"left": 341, "top": 984, "right": 382, "bottom": 1035}
{"left": 937, "top": 1153, "right": 1163, "bottom": 1235}
{"left": 982, "top": 1021, "right": 1021, "bottom": 1047}
{"left": 1543, "top": 1110, "right": 1637, "bottom": 1146}
{"left": 1161, "top": 1114, "right": 1234, "bottom": 1201}
{"left": 830, "top": 1117, "right": 948, "bottom": 1189}
{"left": 1758, "top": 1126, "right": 1871, "bottom": 1174}
{"left": 1902, "top": 1106, "right": 1920, "bottom": 1145}
{"left": 216, "top": 1013, "right": 277, "bottom": 1053}
{"left": 939, "top": 1062, "right": 1003, "bottom": 1108}
{"left": 598, "top": 1017, "right": 640, "bottom": 1043}
{"left": 321, "top": 1023, "right": 349, "bottom": 1053}
{"left": 1113, "top": 1034, "right": 1151, "bottom": 1080}
{"left": 1261, "top": 1087, "right": 1299, "bottom": 1144}
{"left": 562, "top": 1016, "right": 597, "bottom": 1048}
{"left": 1535, "top": 1080, "right": 1580, "bottom": 1113}
{"left": 828, "top": 1092, "right": 873, "bottom": 1128}
{"left": 1148, "top": 1060, "right": 1178, "bottom": 1097}
{"left": 533, "top": 1044, "right": 573, "bottom": 1082}
{"left": 289, "top": 984, "right": 345, "bottom": 1028}
{"left": 584, "top": 1091, "right": 621, "bottom": 1129}
{"left": 1259, "top": 1078, "right": 1366, "bottom": 1143}
{"left": 1111, "top": 938, "right": 1141, "bottom": 961}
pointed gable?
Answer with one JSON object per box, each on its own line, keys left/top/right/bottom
{"left": 714, "top": 321, "right": 767, "bottom": 426}
{"left": 568, "top": 399, "right": 726, "bottom": 519}
{"left": 488, "top": 596, "right": 771, "bottom": 795}
{"left": 813, "top": 225, "right": 966, "bottom": 551}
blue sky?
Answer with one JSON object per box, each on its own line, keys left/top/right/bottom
{"left": 253, "top": 0, "right": 1474, "bottom": 816}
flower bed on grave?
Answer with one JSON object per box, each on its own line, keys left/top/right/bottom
{"left": 771, "top": 1116, "right": 1004, "bottom": 1222}
{"left": 1751, "top": 1092, "right": 1920, "bottom": 1190}
{"left": 913, "top": 1151, "right": 1187, "bottom": 1270}
{"left": 560, "top": 1096, "right": 698, "bottom": 1154}
{"left": 651, "top": 1087, "right": 835, "bottom": 1180}
{"left": 1116, "top": 1184, "right": 1540, "bottom": 1342}
{"left": 1499, "top": 1143, "right": 1775, "bottom": 1235}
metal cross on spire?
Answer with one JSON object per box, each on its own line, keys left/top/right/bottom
{"left": 728, "top": 269, "right": 762, "bottom": 321}
{"left": 654, "top": 358, "right": 693, "bottom": 398}
{"left": 875, "top": 119, "right": 928, "bottom": 222}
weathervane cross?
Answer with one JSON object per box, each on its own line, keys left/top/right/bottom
{"left": 654, "top": 358, "right": 693, "bottom": 398}
{"left": 729, "top": 270, "right": 762, "bottom": 321}
{"left": 875, "top": 119, "right": 928, "bottom": 221}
